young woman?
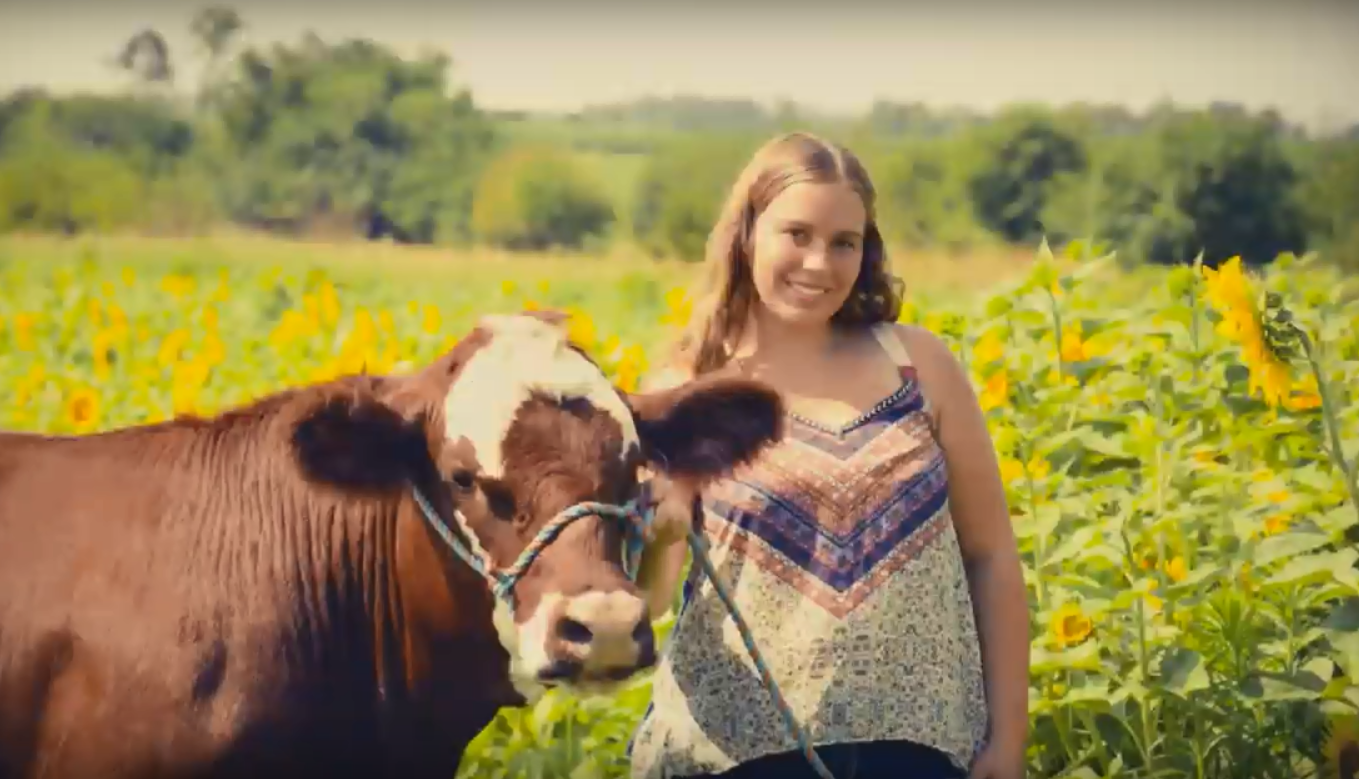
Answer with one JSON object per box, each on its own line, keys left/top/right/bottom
{"left": 628, "top": 132, "right": 1030, "bottom": 779}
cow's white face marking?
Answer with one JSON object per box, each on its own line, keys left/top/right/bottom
{"left": 444, "top": 505, "right": 544, "bottom": 702}
{"left": 514, "top": 591, "right": 562, "bottom": 687}
{"left": 490, "top": 595, "right": 546, "bottom": 704}
{"left": 442, "top": 314, "right": 640, "bottom": 479}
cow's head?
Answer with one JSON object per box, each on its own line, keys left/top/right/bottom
{"left": 288, "top": 310, "right": 783, "bottom": 700}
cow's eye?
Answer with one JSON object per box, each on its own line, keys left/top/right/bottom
{"left": 450, "top": 469, "right": 476, "bottom": 491}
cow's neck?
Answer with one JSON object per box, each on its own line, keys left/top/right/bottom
{"left": 383, "top": 491, "right": 532, "bottom": 714}
{"left": 213, "top": 418, "right": 523, "bottom": 729}
{"left": 241, "top": 485, "right": 513, "bottom": 769}
{"left": 269, "top": 483, "right": 406, "bottom": 705}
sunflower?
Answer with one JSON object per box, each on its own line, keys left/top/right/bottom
{"left": 998, "top": 457, "right": 1024, "bottom": 485}
{"left": 565, "top": 307, "right": 598, "bottom": 351}
{"left": 64, "top": 386, "right": 101, "bottom": 432}
{"left": 1200, "top": 257, "right": 1295, "bottom": 407}
{"left": 1323, "top": 714, "right": 1359, "bottom": 779}
{"left": 1164, "top": 556, "right": 1188, "bottom": 583}
{"left": 979, "top": 370, "right": 1008, "bottom": 412}
{"left": 660, "top": 286, "right": 693, "bottom": 328}
{"left": 420, "top": 304, "right": 442, "bottom": 336}
{"left": 1285, "top": 372, "right": 1323, "bottom": 411}
{"left": 971, "top": 330, "right": 1005, "bottom": 367}
{"left": 1048, "top": 602, "right": 1093, "bottom": 649}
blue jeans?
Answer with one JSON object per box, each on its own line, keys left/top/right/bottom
{"left": 679, "top": 739, "right": 966, "bottom": 779}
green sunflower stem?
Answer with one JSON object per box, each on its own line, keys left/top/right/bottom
{"left": 1298, "top": 330, "right": 1359, "bottom": 528}
{"left": 1190, "top": 255, "right": 1204, "bottom": 386}
{"left": 1024, "top": 438, "right": 1047, "bottom": 611}
{"left": 1046, "top": 286, "right": 1066, "bottom": 381}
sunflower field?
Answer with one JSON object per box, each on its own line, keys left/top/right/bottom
{"left": 2, "top": 235, "right": 1358, "bottom": 779}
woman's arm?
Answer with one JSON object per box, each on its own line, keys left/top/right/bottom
{"left": 900, "top": 325, "right": 1031, "bottom": 755}
{"left": 633, "top": 362, "right": 698, "bottom": 620}
{"left": 636, "top": 505, "right": 691, "bottom": 618}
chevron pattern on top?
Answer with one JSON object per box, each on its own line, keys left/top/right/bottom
{"left": 698, "top": 369, "right": 954, "bottom": 619}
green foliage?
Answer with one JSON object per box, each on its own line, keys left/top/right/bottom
{"left": 630, "top": 134, "right": 759, "bottom": 262}
{"left": 874, "top": 136, "right": 991, "bottom": 252}
{"left": 0, "top": 91, "right": 193, "bottom": 177}
{"left": 470, "top": 145, "right": 616, "bottom": 251}
{"left": 1297, "top": 138, "right": 1359, "bottom": 274}
{"left": 968, "top": 108, "right": 1089, "bottom": 244}
{"left": 1042, "top": 136, "right": 1162, "bottom": 258}
{"left": 0, "top": 103, "right": 148, "bottom": 233}
{"left": 0, "top": 149, "right": 145, "bottom": 234}
{"left": 0, "top": 92, "right": 203, "bottom": 234}
{"left": 208, "top": 39, "right": 496, "bottom": 242}
{"left": 1144, "top": 112, "right": 1310, "bottom": 266}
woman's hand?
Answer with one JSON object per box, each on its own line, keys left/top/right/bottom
{"left": 633, "top": 469, "right": 698, "bottom": 618}
{"left": 639, "top": 469, "right": 696, "bottom": 548}
{"left": 967, "top": 736, "right": 1026, "bottom": 779}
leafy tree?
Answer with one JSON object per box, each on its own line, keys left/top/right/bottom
{"left": 631, "top": 134, "right": 758, "bottom": 262}
{"left": 4, "top": 92, "right": 194, "bottom": 178}
{"left": 113, "top": 28, "right": 175, "bottom": 91}
{"left": 209, "top": 36, "right": 496, "bottom": 242}
{"left": 469, "top": 145, "right": 616, "bottom": 251}
{"left": 1042, "top": 136, "right": 1160, "bottom": 255}
{"left": 189, "top": 5, "right": 244, "bottom": 107}
{"left": 875, "top": 137, "right": 989, "bottom": 252}
{"left": 1146, "top": 112, "right": 1308, "bottom": 266}
{"left": 968, "top": 108, "right": 1088, "bottom": 244}
{"left": 0, "top": 103, "right": 145, "bottom": 233}
{"left": 1297, "top": 137, "right": 1359, "bottom": 272}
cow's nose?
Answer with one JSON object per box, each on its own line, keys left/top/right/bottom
{"left": 552, "top": 590, "right": 654, "bottom": 678}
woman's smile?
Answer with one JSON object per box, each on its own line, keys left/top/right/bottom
{"left": 782, "top": 276, "right": 834, "bottom": 302}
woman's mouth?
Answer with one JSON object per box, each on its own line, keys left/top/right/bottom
{"left": 785, "top": 279, "right": 831, "bottom": 298}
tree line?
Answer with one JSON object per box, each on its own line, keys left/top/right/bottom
{"left": 0, "top": 5, "right": 1355, "bottom": 272}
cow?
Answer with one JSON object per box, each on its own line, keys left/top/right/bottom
{"left": 0, "top": 310, "right": 784, "bottom": 779}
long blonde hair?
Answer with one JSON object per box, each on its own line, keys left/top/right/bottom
{"left": 668, "top": 132, "right": 904, "bottom": 377}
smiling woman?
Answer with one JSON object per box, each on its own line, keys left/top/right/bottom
{"left": 628, "top": 132, "right": 1032, "bottom": 779}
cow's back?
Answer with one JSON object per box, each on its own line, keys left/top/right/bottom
{"left": 0, "top": 428, "right": 384, "bottom": 779}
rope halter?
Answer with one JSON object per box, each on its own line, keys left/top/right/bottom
{"left": 410, "top": 480, "right": 840, "bottom": 779}
{"left": 409, "top": 484, "right": 653, "bottom": 604}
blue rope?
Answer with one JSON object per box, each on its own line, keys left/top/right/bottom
{"left": 683, "top": 529, "right": 836, "bottom": 779}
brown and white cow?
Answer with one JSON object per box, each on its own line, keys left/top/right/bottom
{"left": 0, "top": 310, "right": 784, "bottom": 779}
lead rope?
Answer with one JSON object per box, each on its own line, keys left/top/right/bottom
{"left": 680, "top": 526, "right": 837, "bottom": 779}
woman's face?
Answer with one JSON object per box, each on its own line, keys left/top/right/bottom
{"left": 747, "top": 179, "right": 867, "bottom": 329}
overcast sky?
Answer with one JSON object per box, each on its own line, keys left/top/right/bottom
{"left": 1, "top": 0, "right": 1356, "bottom": 131}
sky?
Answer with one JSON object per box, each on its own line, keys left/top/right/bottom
{"left": 0, "top": 0, "right": 1356, "bottom": 132}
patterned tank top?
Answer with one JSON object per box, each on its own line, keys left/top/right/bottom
{"left": 628, "top": 323, "right": 989, "bottom": 779}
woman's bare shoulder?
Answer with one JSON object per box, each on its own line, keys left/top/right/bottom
{"left": 891, "top": 324, "right": 960, "bottom": 368}
{"left": 886, "top": 323, "right": 971, "bottom": 419}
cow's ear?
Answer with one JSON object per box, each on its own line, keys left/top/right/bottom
{"left": 291, "top": 384, "right": 428, "bottom": 493}
{"left": 626, "top": 376, "right": 784, "bottom": 484}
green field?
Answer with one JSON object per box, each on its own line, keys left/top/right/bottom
{"left": 2, "top": 233, "right": 1358, "bottom": 778}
